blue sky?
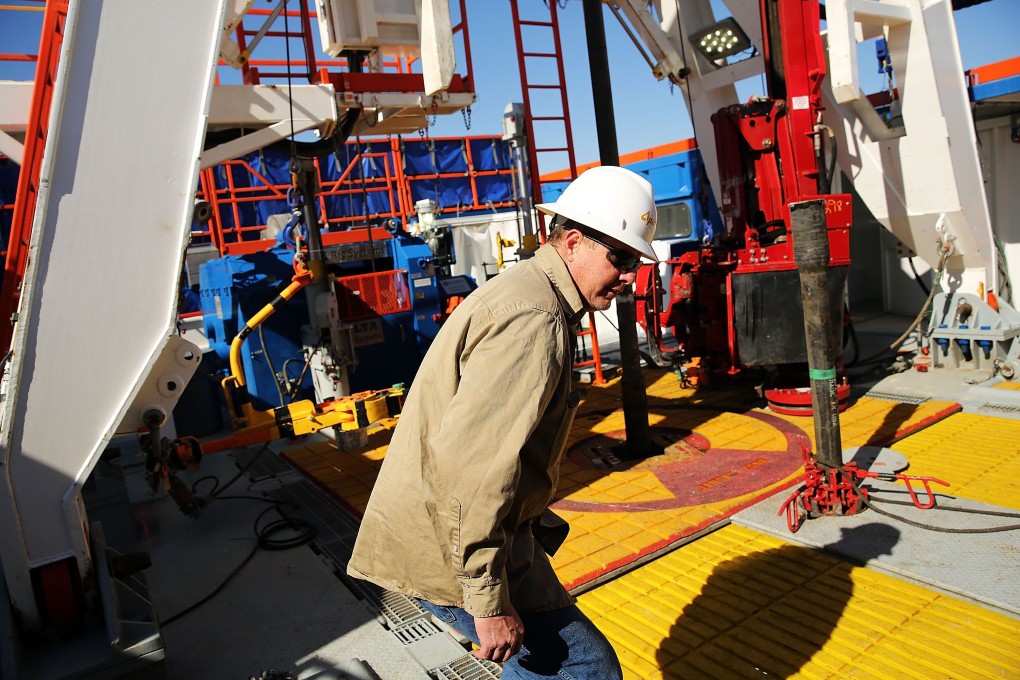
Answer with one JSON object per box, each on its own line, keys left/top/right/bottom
{"left": 427, "top": 0, "right": 1020, "bottom": 168}
{"left": 1, "top": 0, "right": 1017, "bottom": 170}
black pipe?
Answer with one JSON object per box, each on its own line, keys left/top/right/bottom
{"left": 789, "top": 199, "right": 842, "bottom": 468}
{"left": 295, "top": 159, "right": 324, "bottom": 265}
{"left": 582, "top": 0, "right": 657, "bottom": 458}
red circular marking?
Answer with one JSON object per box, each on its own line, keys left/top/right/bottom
{"left": 555, "top": 410, "right": 808, "bottom": 512}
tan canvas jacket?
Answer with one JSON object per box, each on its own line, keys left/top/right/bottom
{"left": 347, "top": 243, "right": 586, "bottom": 617}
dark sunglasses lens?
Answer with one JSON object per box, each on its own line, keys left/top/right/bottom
{"left": 608, "top": 249, "right": 641, "bottom": 272}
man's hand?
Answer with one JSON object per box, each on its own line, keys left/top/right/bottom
{"left": 474, "top": 603, "right": 524, "bottom": 663}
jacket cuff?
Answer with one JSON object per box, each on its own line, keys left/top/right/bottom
{"left": 458, "top": 574, "right": 510, "bottom": 617}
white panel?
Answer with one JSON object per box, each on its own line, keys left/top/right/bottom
{"left": 315, "top": 0, "right": 421, "bottom": 57}
{"left": 0, "top": 81, "right": 32, "bottom": 134}
{"left": 420, "top": 0, "right": 454, "bottom": 96}
{"left": 0, "top": 0, "right": 227, "bottom": 625}
{"left": 821, "top": 0, "right": 995, "bottom": 293}
{"left": 976, "top": 118, "right": 1020, "bottom": 303}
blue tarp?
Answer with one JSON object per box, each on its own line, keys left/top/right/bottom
{"left": 202, "top": 136, "right": 517, "bottom": 243}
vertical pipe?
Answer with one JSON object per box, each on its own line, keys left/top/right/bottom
{"left": 581, "top": 0, "right": 655, "bottom": 457}
{"left": 789, "top": 199, "right": 842, "bottom": 467}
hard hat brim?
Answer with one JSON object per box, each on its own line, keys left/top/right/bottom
{"left": 537, "top": 202, "right": 659, "bottom": 262}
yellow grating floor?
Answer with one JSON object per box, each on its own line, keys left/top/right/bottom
{"left": 881, "top": 412, "right": 1020, "bottom": 510}
{"left": 547, "top": 371, "right": 962, "bottom": 590}
{"left": 577, "top": 524, "right": 1020, "bottom": 680}
{"left": 281, "top": 369, "right": 967, "bottom": 591}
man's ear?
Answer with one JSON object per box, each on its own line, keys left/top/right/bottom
{"left": 562, "top": 228, "right": 584, "bottom": 260}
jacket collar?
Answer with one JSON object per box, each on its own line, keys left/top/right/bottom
{"left": 536, "top": 243, "right": 586, "bottom": 326}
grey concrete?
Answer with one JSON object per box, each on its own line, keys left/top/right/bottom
{"left": 120, "top": 448, "right": 431, "bottom": 680}
{"left": 733, "top": 477, "right": 1020, "bottom": 620}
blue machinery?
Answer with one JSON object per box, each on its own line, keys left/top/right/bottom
{"left": 542, "top": 144, "right": 723, "bottom": 258}
{"left": 196, "top": 142, "right": 719, "bottom": 412}
{"left": 200, "top": 227, "right": 476, "bottom": 411}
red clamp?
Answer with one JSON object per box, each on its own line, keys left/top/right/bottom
{"left": 854, "top": 469, "right": 950, "bottom": 510}
{"left": 778, "top": 458, "right": 950, "bottom": 532}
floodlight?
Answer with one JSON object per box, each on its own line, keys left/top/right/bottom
{"left": 689, "top": 17, "right": 752, "bottom": 68}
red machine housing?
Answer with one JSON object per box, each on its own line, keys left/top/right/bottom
{"left": 637, "top": 0, "right": 852, "bottom": 392}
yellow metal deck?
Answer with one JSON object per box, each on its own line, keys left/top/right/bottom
{"left": 578, "top": 524, "right": 1020, "bottom": 679}
{"left": 282, "top": 368, "right": 1020, "bottom": 679}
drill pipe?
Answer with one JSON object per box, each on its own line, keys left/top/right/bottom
{"left": 789, "top": 199, "right": 843, "bottom": 468}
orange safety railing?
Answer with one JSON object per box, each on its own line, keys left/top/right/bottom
{"left": 0, "top": 0, "right": 46, "bottom": 265}
{"left": 966, "top": 55, "right": 1020, "bottom": 87}
{"left": 194, "top": 135, "right": 518, "bottom": 256}
{"left": 0, "top": 1, "right": 67, "bottom": 356}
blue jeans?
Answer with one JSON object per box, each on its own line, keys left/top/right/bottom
{"left": 417, "top": 599, "right": 622, "bottom": 680}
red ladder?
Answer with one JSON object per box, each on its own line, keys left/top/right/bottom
{"left": 508, "top": 1, "right": 605, "bottom": 385}
{"left": 1, "top": 1, "right": 69, "bottom": 357}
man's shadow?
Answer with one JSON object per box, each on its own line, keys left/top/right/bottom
{"left": 656, "top": 523, "right": 900, "bottom": 679}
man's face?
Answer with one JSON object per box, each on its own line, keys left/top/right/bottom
{"left": 564, "top": 230, "right": 641, "bottom": 311}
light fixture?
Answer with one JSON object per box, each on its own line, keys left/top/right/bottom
{"left": 689, "top": 17, "right": 752, "bottom": 68}
{"left": 414, "top": 198, "right": 439, "bottom": 230}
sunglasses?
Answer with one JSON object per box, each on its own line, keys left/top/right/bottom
{"left": 580, "top": 230, "right": 643, "bottom": 273}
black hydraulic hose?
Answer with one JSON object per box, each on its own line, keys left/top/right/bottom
{"left": 907, "top": 257, "right": 932, "bottom": 297}
{"left": 849, "top": 243, "right": 952, "bottom": 369}
{"left": 887, "top": 244, "right": 951, "bottom": 350}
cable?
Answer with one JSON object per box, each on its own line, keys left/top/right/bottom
{"left": 994, "top": 232, "right": 1013, "bottom": 303}
{"left": 282, "top": 0, "right": 297, "bottom": 158}
{"left": 907, "top": 257, "right": 931, "bottom": 297}
{"left": 671, "top": 0, "right": 700, "bottom": 141}
{"left": 849, "top": 241, "right": 952, "bottom": 368}
{"left": 162, "top": 448, "right": 317, "bottom": 626}
{"left": 160, "top": 542, "right": 259, "bottom": 626}
{"left": 191, "top": 442, "right": 272, "bottom": 499}
{"left": 258, "top": 324, "right": 286, "bottom": 406}
{"left": 160, "top": 503, "right": 317, "bottom": 626}
{"left": 886, "top": 242, "right": 951, "bottom": 349}
{"left": 842, "top": 470, "right": 1020, "bottom": 534}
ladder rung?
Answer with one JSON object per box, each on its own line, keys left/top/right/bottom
{"left": 526, "top": 84, "right": 564, "bottom": 91}
{"left": 532, "top": 116, "right": 566, "bottom": 122}
{"left": 239, "top": 29, "right": 304, "bottom": 38}
{"left": 537, "top": 147, "right": 570, "bottom": 153}
{"left": 521, "top": 51, "right": 558, "bottom": 59}
{"left": 518, "top": 19, "right": 554, "bottom": 28}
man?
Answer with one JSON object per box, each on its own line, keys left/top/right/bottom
{"left": 347, "top": 166, "right": 657, "bottom": 678}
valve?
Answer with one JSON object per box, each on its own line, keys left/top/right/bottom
{"left": 955, "top": 338, "right": 973, "bottom": 362}
{"left": 934, "top": 336, "right": 951, "bottom": 357}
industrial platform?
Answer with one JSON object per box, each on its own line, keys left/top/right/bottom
{"left": 99, "top": 314, "right": 1020, "bottom": 680}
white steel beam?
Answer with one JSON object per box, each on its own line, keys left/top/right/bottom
{"left": 0, "top": 81, "right": 31, "bottom": 140}
{"left": 0, "top": 130, "right": 23, "bottom": 165}
{"left": 0, "top": 0, "right": 226, "bottom": 629}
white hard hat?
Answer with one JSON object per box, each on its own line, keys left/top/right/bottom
{"left": 537, "top": 166, "right": 658, "bottom": 261}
